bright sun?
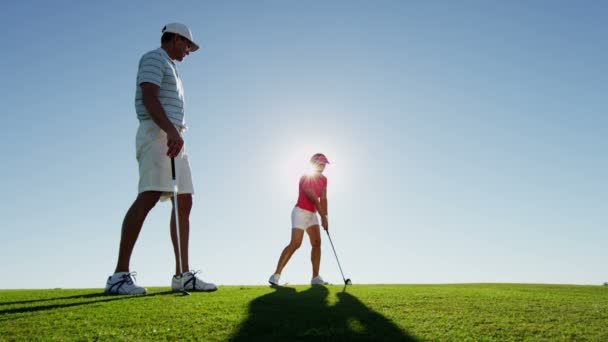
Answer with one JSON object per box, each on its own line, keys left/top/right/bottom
{"left": 275, "top": 143, "right": 345, "bottom": 197}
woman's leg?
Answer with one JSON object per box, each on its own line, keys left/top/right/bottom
{"left": 274, "top": 228, "right": 305, "bottom": 275}
{"left": 306, "top": 225, "right": 322, "bottom": 278}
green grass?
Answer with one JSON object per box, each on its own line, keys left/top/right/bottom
{"left": 1, "top": 284, "right": 607, "bottom": 341}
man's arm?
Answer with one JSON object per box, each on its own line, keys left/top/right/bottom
{"left": 140, "top": 82, "right": 183, "bottom": 158}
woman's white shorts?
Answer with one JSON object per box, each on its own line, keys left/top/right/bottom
{"left": 135, "top": 120, "right": 194, "bottom": 201}
{"left": 291, "top": 206, "right": 320, "bottom": 230}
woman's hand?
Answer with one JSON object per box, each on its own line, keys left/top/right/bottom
{"left": 321, "top": 215, "right": 329, "bottom": 231}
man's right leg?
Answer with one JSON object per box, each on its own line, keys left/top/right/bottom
{"left": 114, "top": 191, "right": 162, "bottom": 273}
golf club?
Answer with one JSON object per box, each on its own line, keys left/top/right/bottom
{"left": 325, "top": 230, "right": 352, "bottom": 285}
{"left": 171, "top": 157, "right": 190, "bottom": 296}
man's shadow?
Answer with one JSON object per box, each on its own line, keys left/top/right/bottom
{"left": 230, "top": 285, "right": 416, "bottom": 341}
{"left": 0, "top": 290, "right": 174, "bottom": 320}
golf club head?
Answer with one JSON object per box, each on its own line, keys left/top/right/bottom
{"left": 179, "top": 290, "right": 190, "bottom": 296}
{"left": 345, "top": 278, "right": 352, "bottom": 285}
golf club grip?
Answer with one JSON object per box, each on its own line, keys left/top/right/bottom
{"left": 171, "top": 157, "right": 176, "bottom": 180}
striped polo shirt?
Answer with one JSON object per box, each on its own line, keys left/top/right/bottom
{"left": 135, "top": 48, "right": 186, "bottom": 128}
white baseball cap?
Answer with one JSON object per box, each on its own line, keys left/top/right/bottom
{"left": 161, "top": 23, "right": 200, "bottom": 52}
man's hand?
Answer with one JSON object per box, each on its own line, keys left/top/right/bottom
{"left": 321, "top": 215, "right": 329, "bottom": 231}
{"left": 140, "top": 82, "right": 184, "bottom": 158}
{"left": 166, "top": 128, "right": 184, "bottom": 158}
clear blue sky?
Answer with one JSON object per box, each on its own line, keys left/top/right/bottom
{"left": 1, "top": 1, "right": 606, "bottom": 289}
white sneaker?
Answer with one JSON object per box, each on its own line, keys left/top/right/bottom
{"left": 311, "top": 276, "right": 329, "bottom": 285}
{"left": 105, "top": 272, "right": 147, "bottom": 295}
{"left": 172, "top": 271, "right": 217, "bottom": 292}
{"left": 268, "top": 273, "right": 280, "bottom": 285}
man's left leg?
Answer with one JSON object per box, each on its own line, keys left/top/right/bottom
{"left": 170, "top": 194, "right": 217, "bottom": 292}
{"left": 170, "top": 193, "right": 192, "bottom": 275}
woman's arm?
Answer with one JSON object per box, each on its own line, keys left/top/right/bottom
{"left": 303, "top": 187, "right": 329, "bottom": 230}
{"left": 320, "top": 188, "right": 328, "bottom": 230}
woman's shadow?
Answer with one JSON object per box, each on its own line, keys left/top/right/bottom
{"left": 230, "top": 285, "right": 416, "bottom": 341}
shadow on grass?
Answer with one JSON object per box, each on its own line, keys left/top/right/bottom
{"left": 0, "top": 291, "right": 174, "bottom": 318}
{"left": 0, "top": 292, "right": 114, "bottom": 306}
{"left": 229, "top": 285, "right": 416, "bottom": 341}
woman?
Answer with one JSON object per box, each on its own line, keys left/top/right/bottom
{"left": 269, "top": 153, "right": 331, "bottom": 285}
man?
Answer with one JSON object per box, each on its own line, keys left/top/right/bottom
{"left": 105, "top": 23, "right": 217, "bottom": 295}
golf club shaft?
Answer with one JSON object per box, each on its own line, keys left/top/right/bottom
{"left": 326, "top": 231, "right": 347, "bottom": 282}
{"left": 171, "top": 158, "right": 186, "bottom": 292}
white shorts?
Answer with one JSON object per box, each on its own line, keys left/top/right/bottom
{"left": 135, "top": 120, "right": 194, "bottom": 201}
{"left": 291, "top": 206, "right": 320, "bottom": 230}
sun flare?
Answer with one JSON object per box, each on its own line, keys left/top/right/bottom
{"left": 275, "top": 142, "right": 346, "bottom": 197}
